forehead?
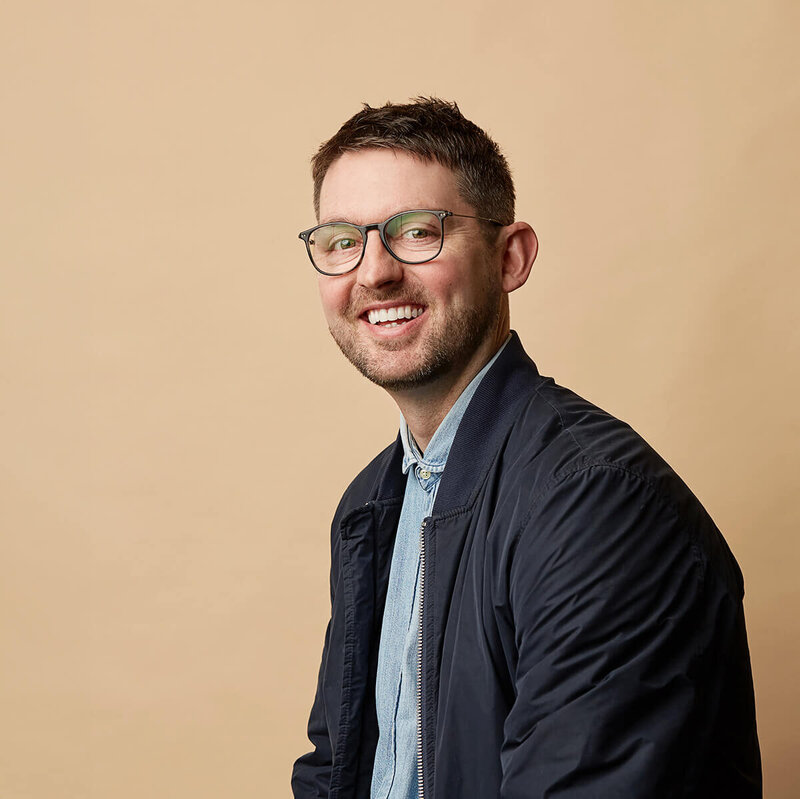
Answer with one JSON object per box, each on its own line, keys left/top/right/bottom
{"left": 318, "top": 149, "right": 463, "bottom": 224}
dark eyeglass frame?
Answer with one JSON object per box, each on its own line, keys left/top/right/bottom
{"left": 298, "top": 209, "right": 504, "bottom": 276}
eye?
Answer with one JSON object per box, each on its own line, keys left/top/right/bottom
{"left": 315, "top": 224, "right": 362, "bottom": 254}
{"left": 386, "top": 212, "right": 442, "bottom": 246}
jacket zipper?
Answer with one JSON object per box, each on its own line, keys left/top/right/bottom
{"left": 416, "top": 518, "right": 428, "bottom": 799}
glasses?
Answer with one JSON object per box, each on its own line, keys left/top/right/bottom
{"left": 298, "top": 209, "right": 503, "bottom": 276}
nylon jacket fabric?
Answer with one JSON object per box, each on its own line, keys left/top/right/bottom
{"left": 291, "top": 332, "right": 761, "bottom": 799}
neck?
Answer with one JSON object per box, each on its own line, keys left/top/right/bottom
{"left": 389, "top": 324, "right": 509, "bottom": 453}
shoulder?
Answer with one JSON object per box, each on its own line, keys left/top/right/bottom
{"left": 506, "top": 375, "right": 701, "bottom": 512}
{"left": 496, "top": 376, "right": 676, "bottom": 509}
{"left": 495, "top": 377, "right": 744, "bottom": 599}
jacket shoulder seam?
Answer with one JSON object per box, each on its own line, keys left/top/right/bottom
{"left": 510, "top": 461, "right": 707, "bottom": 572}
{"left": 533, "top": 386, "right": 591, "bottom": 455}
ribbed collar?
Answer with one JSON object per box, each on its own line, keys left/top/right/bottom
{"left": 399, "top": 336, "right": 511, "bottom": 476}
{"left": 369, "top": 331, "right": 544, "bottom": 515}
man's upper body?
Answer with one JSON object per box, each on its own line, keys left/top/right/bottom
{"left": 291, "top": 99, "right": 761, "bottom": 798}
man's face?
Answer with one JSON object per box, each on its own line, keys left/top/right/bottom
{"left": 316, "top": 149, "right": 506, "bottom": 393}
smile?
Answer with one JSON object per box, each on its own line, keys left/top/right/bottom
{"left": 365, "top": 305, "right": 425, "bottom": 327}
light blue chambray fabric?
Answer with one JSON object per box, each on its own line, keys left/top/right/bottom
{"left": 370, "top": 338, "right": 510, "bottom": 799}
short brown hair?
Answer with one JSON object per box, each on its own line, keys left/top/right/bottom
{"left": 311, "top": 97, "right": 515, "bottom": 227}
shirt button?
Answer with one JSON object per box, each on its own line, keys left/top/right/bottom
{"left": 419, "top": 469, "right": 431, "bottom": 479}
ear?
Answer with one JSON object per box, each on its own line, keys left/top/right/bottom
{"left": 498, "top": 222, "right": 538, "bottom": 294}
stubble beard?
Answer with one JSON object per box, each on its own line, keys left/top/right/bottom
{"left": 327, "top": 280, "right": 503, "bottom": 393}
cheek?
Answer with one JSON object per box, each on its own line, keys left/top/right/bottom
{"left": 317, "top": 280, "right": 348, "bottom": 321}
{"left": 417, "top": 262, "right": 462, "bottom": 303}
{"left": 317, "top": 278, "right": 336, "bottom": 315}
{"left": 431, "top": 272, "right": 480, "bottom": 309}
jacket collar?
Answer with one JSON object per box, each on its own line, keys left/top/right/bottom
{"left": 369, "top": 331, "right": 543, "bottom": 514}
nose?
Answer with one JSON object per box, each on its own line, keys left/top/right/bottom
{"left": 356, "top": 229, "right": 404, "bottom": 290}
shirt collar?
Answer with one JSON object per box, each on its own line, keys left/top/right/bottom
{"left": 400, "top": 336, "right": 511, "bottom": 475}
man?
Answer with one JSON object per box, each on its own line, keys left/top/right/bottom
{"left": 291, "top": 98, "right": 761, "bottom": 799}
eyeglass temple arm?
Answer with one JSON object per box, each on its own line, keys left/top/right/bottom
{"left": 448, "top": 212, "right": 505, "bottom": 226}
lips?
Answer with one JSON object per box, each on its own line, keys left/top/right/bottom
{"left": 363, "top": 304, "right": 425, "bottom": 327}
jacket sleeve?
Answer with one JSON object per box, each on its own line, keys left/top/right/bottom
{"left": 500, "top": 464, "right": 755, "bottom": 798}
{"left": 291, "top": 618, "right": 333, "bottom": 799}
{"left": 292, "top": 508, "right": 345, "bottom": 799}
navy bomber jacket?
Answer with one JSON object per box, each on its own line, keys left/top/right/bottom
{"left": 291, "top": 332, "right": 761, "bottom": 799}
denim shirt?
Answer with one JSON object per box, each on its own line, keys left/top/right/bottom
{"left": 370, "top": 338, "right": 510, "bottom": 799}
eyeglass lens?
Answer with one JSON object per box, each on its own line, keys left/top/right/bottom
{"left": 308, "top": 211, "right": 443, "bottom": 274}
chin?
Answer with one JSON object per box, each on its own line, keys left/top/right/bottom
{"left": 356, "top": 360, "right": 450, "bottom": 392}
{"left": 328, "top": 290, "right": 503, "bottom": 393}
{"left": 330, "top": 337, "right": 443, "bottom": 391}
{"left": 329, "top": 328, "right": 483, "bottom": 393}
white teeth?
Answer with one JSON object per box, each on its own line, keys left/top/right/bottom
{"left": 366, "top": 305, "right": 424, "bottom": 325}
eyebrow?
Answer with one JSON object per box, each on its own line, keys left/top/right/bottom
{"left": 318, "top": 215, "right": 358, "bottom": 225}
{"left": 318, "top": 208, "right": 442, "bottom": 226}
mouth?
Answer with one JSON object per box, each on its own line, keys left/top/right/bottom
{"left": 361, "top": 304, "right": 426, "bottom": 328}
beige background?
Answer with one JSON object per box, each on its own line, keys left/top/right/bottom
{"left": 1, "top": 1, "right": 798, "bottom": 796}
